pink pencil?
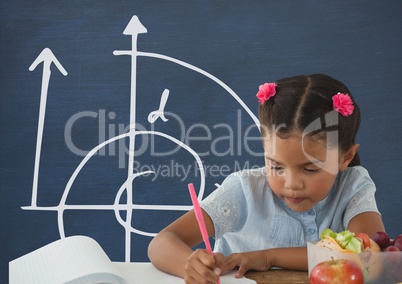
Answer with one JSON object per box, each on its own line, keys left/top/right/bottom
{"left": 188, "top": 183, "right": 220, "bottom": 284}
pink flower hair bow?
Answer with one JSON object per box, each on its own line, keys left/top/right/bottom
{"left": 332, "top": 93, "right": 354, "bottom": 116}
{"left": 256, "top": 83, "right": 277, "bottom": 105}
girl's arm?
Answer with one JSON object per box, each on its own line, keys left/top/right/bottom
{"left": 222, "top": 247, "right": 307, "bottom": 278}
{"left": 148, "top": 208, "right": 222, "bottom": 281}
{"left": 222, "top": 212, "right": 385, "bottom": 278}
{"left": 347, "top": 211, "right": 385, "bottom": 237}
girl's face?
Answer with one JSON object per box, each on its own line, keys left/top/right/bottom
{"left": 263, "top": 133, "right": 349, "bottom": 212}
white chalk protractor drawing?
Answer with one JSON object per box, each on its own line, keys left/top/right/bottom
{"left": 24, "top": 15, "right": 260, "bottom": 262}
{"left": 56, "top": 130, "right": 206, "bottom": 238}
{"left": 55, "top": 15, "right": 260, "bottom": 238}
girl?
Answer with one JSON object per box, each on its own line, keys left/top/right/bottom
{"left": 148, "top": 74, "right": 385, "bottom": 284}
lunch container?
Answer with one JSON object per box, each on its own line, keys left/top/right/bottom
{"left": 307, "top": 242, "right": 402, "bottom": 283}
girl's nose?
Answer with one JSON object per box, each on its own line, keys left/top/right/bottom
{"left": 284, "top": 171, "right": 303, "bottom": 190}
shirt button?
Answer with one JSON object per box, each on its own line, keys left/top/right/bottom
{"left": 307, "top": 210, "right": 315, "bottom": 216}
{"left": 308, "top": 228, "right": 316, "bottom": 235}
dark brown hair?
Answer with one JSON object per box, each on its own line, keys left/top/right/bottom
{"left": 258, "top": 74, "right": 361, "bottom": 166}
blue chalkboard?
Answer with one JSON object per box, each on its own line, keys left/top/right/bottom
{"left": 2, "top": 1, "right": 402, "bottom": 282}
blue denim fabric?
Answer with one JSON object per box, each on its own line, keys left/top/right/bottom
{"left": 201, "top": 166, "right": 380, "bottom": 256}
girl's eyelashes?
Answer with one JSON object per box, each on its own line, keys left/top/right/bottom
{"left": 266, "top": 160, "right": 282, "bottom": 171}
{"left": 270, "top": 167, "right": 319, "bottom": 172}
{"left": 266, "top": 158, "right": 320, "bottom": 173}
{"left": 267, "top": 163, "right": 320, "bottom": 173}
{"left": 270, "top": 165, "right": 284, "bottom": 171}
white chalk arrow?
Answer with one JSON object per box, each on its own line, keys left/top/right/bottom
{"left": 113, "top": 15, "right": 147, "bottom": 262}
{"left": 123, "top": 15, "right": 147, "bottom": 35}
{"left": 29, "top": 48, "right": 68, "bottom": 207}
{"left": 113, "top": 16, "right": 147, "bottom": 174}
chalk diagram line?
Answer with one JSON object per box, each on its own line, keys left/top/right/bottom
{"left": 22, "top": 15, "right": 259, "bottom": 262}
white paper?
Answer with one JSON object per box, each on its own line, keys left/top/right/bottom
{"left": 9, "top": 236, "right": 126, "bottom": 284}
{"left": 9, "top": 235, "right": 256, "bottom": 284}
{"left": 114, "top": 262, "right": 256, "bottom": 284}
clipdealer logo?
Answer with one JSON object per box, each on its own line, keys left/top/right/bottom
{"left": 64, "top": 109, "right": 263, "bottom": 169}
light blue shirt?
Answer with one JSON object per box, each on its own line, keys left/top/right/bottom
{"left": 200, "top": 166, "right": 380, "bottom": 256}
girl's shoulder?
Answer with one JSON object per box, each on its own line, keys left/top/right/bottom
{"left": 336, "top": 165, "right": 376, "bottom": 193}
{"left": 340, "top": 165, "right": 372, "bottom": 182}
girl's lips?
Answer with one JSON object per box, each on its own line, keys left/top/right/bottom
{"left": 286, "top": 197, "right": 306, "bottom": 204}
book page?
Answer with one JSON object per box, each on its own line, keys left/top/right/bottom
{"left": 10, "top": 235, "right": 256, "bottom": 284}
{"left": 114, "top": 262, "right": 257, "bottom": 284}
{"left": 9, "top": 236, "right": 126, "bottom": 284}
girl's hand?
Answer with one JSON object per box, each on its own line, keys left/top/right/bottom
{"left": 184, "top": 249, "right": 224, "bottom": 284}
{"left": 222, "top": 251, "right": 272, "bottom": 278}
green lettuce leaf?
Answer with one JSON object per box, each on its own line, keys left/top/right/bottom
{"left": 336, "top": 230, "right": 362, "bottom": 253}
{"left": 320, "top": 228, "right": 337, "bottom": 240}
{"left": 319, "top": 228, "right": 362, "bottom": 253}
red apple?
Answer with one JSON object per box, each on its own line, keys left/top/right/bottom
{"left": 310, "top": 258, "right": 364, "bottom": 284}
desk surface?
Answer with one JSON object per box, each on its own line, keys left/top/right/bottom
{"left": 245, "top": 269, "right": 309, "bottom": 284}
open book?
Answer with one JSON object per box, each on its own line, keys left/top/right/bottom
{"left": 9, "top": 235, "right": 256, "bottom": 284}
